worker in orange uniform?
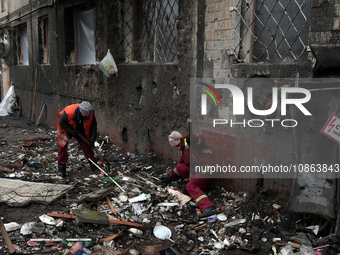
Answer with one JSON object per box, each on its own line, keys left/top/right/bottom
{"left": 57, "top": 101, "right": 99, "bottom": 177}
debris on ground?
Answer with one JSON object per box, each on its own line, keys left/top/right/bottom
{"left": 0, "top": 115, "right": 340, "bottom": 254}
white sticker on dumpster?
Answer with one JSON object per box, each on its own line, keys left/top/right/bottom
{"left": 321, "top": 113, "right": 340, "bottom": 143}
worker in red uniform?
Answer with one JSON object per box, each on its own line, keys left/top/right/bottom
{"left": 163, "top": 131, "right": 217, "bottom": 218}
{"left": 57, "top": 101, "right": 99, "bottom": 177}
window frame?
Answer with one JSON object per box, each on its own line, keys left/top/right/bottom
{"left": 64, "top": 5, "right": 96, "bottom": 65}
{"left": 15, "top": 24, "right": 29, "bottom": 66}
{"left": 123, "top": 0, "right": 179, "bottom": 64}
{"left": 234, "top": 0, "right": 311, "bottom": 63}
{"left": 38, "top": 15, "right": 50, "bottom": 65}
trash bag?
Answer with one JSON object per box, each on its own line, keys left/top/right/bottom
{"left": 97, "top": 49, "right": 118, "bottom": 77}
{"left": 0, "top": 86, "right": 16, "bottom": 116}
{"left": 8, "top": 96, "right": 18, "bottom": 114}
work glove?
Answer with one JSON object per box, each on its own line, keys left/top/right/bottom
{"left": 161, "top": 176, "right": 171, "bottom": 186}
{"left": 67, "top": 129, "right": 75, "bottom": 137}
{"left": 69, "top": 129, "right": 79, "bottom": 137}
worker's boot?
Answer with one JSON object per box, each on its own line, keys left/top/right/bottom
{"left": 57, "top": 163, "right": 66, "bottom": 177}
{"left": 198, "top": 206, "right": 217, "bottom": 218}
{"left": 90, "top": 161, "right": 101, "bottom": 175}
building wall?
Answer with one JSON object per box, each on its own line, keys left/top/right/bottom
{"left": 310, "top": 0, "right": 340, "bottom": 75}
{"left": 204, "top": 0, "right": 235, "bottom": 78}
{"left": 196, "top": 0, "right": 325, "bottom": 193}
{"left": 9, "top": 0, "right": 30, "bottom": 12}
{"left": 195, "top": 0, "right": 340, "bottom": 193}
{"left": 2, "top": 0, "right": 340, "bottom": 194}
{"left": 4, "top": 0, "right": 197, "bottom": 162}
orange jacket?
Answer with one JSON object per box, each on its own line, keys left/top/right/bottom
{"left": 57, "top": 104, "right": 94, "bottom": 147}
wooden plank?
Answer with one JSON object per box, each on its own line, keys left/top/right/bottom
{"left": 97, "top": 230, "right": 123, "bottom": 245}
{"left": 77, "top": 188, "right": 112, "bottom": 202}
{"left": 247, "top": 0, "right": 256, "bottom": 63}
{"left": 0, "top": 218, "right": 15, "bottom": 253}
{"left": 29, "top": 68, "right": 34, "bottom": 121}
{"left": 46, "top": 213, "right": 141, "bottom": 227}
{"left": 73, "top": 10, "right": 77, "bottom": 64}
{"left": 75, "top": 210, "right": 109, "bottom": 225}
{"left": 0, "top": 166, "right": 13, "bottom": 173}
{"left": 19, "top": 76, "right": 26, "bottom": 117}
{"left": 20, "top": 28, "right": 23, "bottom": 64}
{"left": 106, "top": 196, "right": 117, "bottom": 215}
{"left": 45, "top": 18, "right": 49, "bottom": 64}
{"left": 5, "top": 61, "right": 10, "bottom": 91}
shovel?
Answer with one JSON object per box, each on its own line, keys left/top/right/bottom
{"left": 76, "top": 132, "right": 110, "bottom": 172}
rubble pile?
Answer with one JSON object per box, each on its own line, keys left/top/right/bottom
{"left": 0, "top": 115, "right": 340, "bottom": 255}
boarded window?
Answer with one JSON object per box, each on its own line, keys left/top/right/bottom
{"left": 123, "top": 0, "right": 178, "bottom": 63}
{"left": 15, "top": 25, "right": 29, "bottom": 65}
{"left": 38, "top": 16, "right": 50, "bottom": 64}
{"left": 234, "top": 0, "right": 312, "bottom": 63}
{"left": 65, "top": 7, "right": 96, "bottom": 65}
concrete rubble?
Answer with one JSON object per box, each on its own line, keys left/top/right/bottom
{"left": 0, "top": 115, "right": 340, "bottom": 254}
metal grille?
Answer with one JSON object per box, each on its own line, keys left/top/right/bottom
{"left": 234, "top": 0, "right": 312, "bottom": 63}
{"left": 122, "top": 0, "right": 178, "bottom": 63}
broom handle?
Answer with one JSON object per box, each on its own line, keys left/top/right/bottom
{"left": 0, "top": 218, "right": 16, "bottom": 253}
{"left": 77, "top": 132, "right": 107, "bottom": 161}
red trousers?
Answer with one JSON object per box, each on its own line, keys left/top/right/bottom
{"left": 186, "top": 174, "right": 214, "bottom": 212}
{"left": 168, "top": 163, "right": 214, "bottom": 212}
{"left": 58, "top": 134, "right": 95, "bottom": 165}
{"left": 168, "top": 163, "right": 190, "bottom": 180}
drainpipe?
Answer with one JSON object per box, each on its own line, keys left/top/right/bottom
{"left": 196, "top": 0, "right": 206, "bottom": 79}
{"left": 30, "top": 0, "right": 33, "bottom": 68}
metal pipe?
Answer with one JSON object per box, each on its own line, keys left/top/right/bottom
{"left": 88, "top": 158, "right": 125, "bottom": 193}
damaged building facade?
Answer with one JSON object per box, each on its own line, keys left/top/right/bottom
{"left": 0, "top": 0, "right": 194, "bottom": 161}
{"left": 0, "top": 0, "right": 339, "bottom": 204}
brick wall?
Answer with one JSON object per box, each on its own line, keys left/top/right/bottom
{"left": 200, "top": 128, "right": 294, "bottom": 193}
{"left": 204, "top": 0, "right": 235, "bottom": 78}
{"left": 201, "top": 0, "right": 295, "bottom": 194}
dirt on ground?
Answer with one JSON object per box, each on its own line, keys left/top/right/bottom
{"left": 0, "top": 115, "right": 339, "bottom": 255}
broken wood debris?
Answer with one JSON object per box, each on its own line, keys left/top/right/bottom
{"left": 97, "top": 230, "right": 123, "bottom": 245}
{"left": 106, "top": 196, "right": 117, "bottom": 215}
{"left": 46, "top": 213, "right": 141, "bottom": 227}
{"left": 1, "top": 116, "right": 340, "bottom": 254}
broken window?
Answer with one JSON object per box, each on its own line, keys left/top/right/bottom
{"left": 15, "top": 25, "right": 29, "bottom": 65}
{"left": 1, "top": 0, "right": 7, "bottom": 12}
{"left": 234, "top": 0, "right": 312, "bottom": 63}
{"left": 65, "top": 6, "right": 96, "bottom": 65}
{"left": 123, "top": 0, "right": 178, "bottom": 63}
{"left": 38, "top": 16, "right": 50, "bottom": 64}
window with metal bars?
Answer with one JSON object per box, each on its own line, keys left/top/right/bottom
{"left": 123, "top": 0, "right": 179, "bottom": 63}
{"left": 234, "top": 0, "right": 312, "bottom": 63}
